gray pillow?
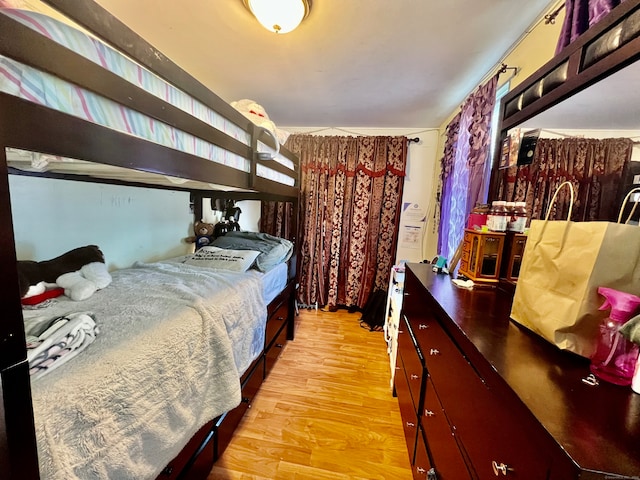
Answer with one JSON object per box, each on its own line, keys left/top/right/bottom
{"left": 211, "top": 231, "right": 293, "bottom": 272}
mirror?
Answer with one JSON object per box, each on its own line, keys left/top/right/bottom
{"left": 517, "top": 61, "right": 640, "bottom": 132}
{"left": 491, "top": 1, "right": 640, "bottom": 223}
{"left": 493, "top": 2, "right": 640, "bottom": 224}
{"left": 512, "top": 59, "right": 640, "bottom": 204}
{"left": 498, "top": 59, "right": 640, "bottom": 223}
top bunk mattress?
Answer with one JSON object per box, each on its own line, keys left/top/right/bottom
{"left": 23, "top": 259, "right": 270, "bottom": 480}
{"left": 0, "top": 7, "right": 295, "bottom": 187}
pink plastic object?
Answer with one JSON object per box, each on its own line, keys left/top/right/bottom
{"left": 467, "top": 213, "right": 487, "bottom": 230}
{"left": 590, "top": 287, "right": 640, "bottom": 386}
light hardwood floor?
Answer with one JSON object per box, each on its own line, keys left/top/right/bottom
{"left": 208, "top": 308, "right": 413, "bottom": 480}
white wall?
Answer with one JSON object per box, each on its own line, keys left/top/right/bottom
{"left": 281, "top": 127, "right": 440, "bottom": 264}
{"left": 9, "top": 176, "right": 193, "bottom": 270}
{"left": 396, "top": 131, "right": 440, "bottom": 263}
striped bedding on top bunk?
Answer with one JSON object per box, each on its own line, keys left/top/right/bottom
{"left": 0, "top": 7, "right": 295, "bottom": 186}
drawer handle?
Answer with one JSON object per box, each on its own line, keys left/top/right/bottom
{"left": 419, "top": 324, "right": 428, "bottom": 330}
{"left": 410, "top": 374, "right": 419, "bottom": 380}
{"left": 276, "top": 343, "right": 284, "bottom": 348}
{"left": 424, "top": 410, "right": 435, "bottom": 417}
{"left": 492, "top": 461, "right": 513, "bottom": 476}
{"left": 430, "top": 348, "right": 440, "bottom": 356}
{"left": 416, "top": 467, "right": 425, "bottom": 474}
{"left": 160, "top": 466, "right": 174, "bottom": 476}
{"left": 277, "top": 316, "right": 284, "bottom": 321}
{"left": 406, "top": 421, "right": 415, "bottom": 428}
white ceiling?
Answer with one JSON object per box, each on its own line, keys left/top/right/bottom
{"left": 93, "top": 0, "right": 557, "bottom": 129}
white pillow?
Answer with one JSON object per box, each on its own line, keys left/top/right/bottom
{"left": 183, "top": 246, "right": 260, "bottom": 272}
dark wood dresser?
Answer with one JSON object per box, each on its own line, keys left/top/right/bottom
{"left": 396, "top": 263, "right": 640, "bottom": 479}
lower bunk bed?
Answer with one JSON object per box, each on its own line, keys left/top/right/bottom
{"left": 0, "top": 1, "right": 301, "bottom": 478}
{"left": 23, "top": 253, "right": 295, "bottom": 480}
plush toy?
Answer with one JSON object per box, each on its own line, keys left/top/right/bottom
{"left": 224, "top": 199, "right": 242, "bottom": 223}
{"left": 230, "top": 99, "right": 291, "bottom": 145}
{"left": 17, "top": 245, "right": 112, "bottom": 302}
{"left": 186, "top": 220, "right": 215, "bottom": 249}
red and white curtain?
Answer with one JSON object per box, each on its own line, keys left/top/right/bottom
{"left": 496, "top": 137, "right": 633, "bottom": 223}
{"left": 260, "top": 201, "right": 294, "bottom": 241}
{"left": 285, "top": 134, "right": 407, "bottom": 310}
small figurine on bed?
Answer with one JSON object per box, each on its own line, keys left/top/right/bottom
{"left": 17, "top": 245, "right": 112, "bottom": 303}
{"left": 186, "top": 220, "right": 215, "bottom": 249}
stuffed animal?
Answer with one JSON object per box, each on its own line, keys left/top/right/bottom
{"left": 186, "top": 220, "right": 215, "bottom": 249}
{"left": 230, "top": 99, "right": 291, "bottom": 145}
{"left": 224, "top": 199, "right": 242, "bottom": 223}
{"left": 17, "top": 245, "right": 112, "bottom": 302}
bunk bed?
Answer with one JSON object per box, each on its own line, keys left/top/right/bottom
{"left": 0, "top": 1, "right": 300, "bottom": 479}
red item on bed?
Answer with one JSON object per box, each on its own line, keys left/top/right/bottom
{"left": 21, "top": 287, "right": 64, "bottom": 305}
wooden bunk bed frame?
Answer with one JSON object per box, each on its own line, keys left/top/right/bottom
{"left": 0, "top": 1, "right": 300, "bottom": 479}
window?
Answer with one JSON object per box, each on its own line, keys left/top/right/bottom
{"left": 482, "top": 80, "right": 511, "bottom": 202}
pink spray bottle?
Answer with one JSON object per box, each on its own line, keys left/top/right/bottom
{"left": 590, "top": 287, "right": 640, "bottom": 386}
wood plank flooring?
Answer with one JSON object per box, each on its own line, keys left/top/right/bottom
{"left": 208, "top": 308, "right": 413, "bottom": 480}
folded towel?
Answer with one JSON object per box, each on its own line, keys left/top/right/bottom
{"left": 619, "top": 313, "right": 640, "bottom": 345}
{"left": 25, "top": 312, "right": 98, "bottom": 380}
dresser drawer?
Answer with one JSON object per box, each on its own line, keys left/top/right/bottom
{"left": 459, "top": 256, "right": 469, "bottom": 273}
{"left": 394, "top": 354, "right": 419, "bottom": 464}
{"left": 410, "top": 316, "right": 481, "bottom": 402}
{"left": 398, "top": 316, "right": 424, "bottom": 412}
{"left": 266, "top": 301, "right": 288, "bottom": 349}
{"left": 402, "top": 272, "right": 428, "bottom": 319}
{"left": 414, "top": 427, "right": 433, "bottom": 480}
{"left": 180, "top": 429, "right": 215, "bottom": 480}
{"left": 215, "top": 359, "right": 264, "bottom": 460}
{"left": 156, "top": 420, "right": 214, "bottom": 480}
{"left": 462, "top": 235, "right": 471, "bottom": 252}
{"left": 413, "top": 318, "right": 552, "bottom": 479}
{"left": 421, "top": 378, "right": 470, "bottom": 480}
{"left": 462, "top": 405, "right": 552, "bottom": 479}
{"left": 265, "top": 324, "right": 287, "bottom": 377}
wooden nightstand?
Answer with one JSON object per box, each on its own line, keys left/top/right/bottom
{"left": 459, "top": 229, "right": 505, "bottom": 283}
{"left": 501, "top": 232, "right": 527, "bottom": 283}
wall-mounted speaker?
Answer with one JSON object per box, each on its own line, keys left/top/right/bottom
{"left": 517, "top": 129, "right": 540, "bottom": 165}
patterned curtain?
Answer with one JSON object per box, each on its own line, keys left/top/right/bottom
{"left": 437, "top": 76, "right": 497, "bottom": 261}
{"left": 556, "top": 0, "right": 625, "bottom": 53}
{"left": 260, "top": 201, "right": 294, "bottom": 240}
{"left": 467, "top": 77, "right": 498, "bottom": 210}
{"left": 285, "top": 134, "right": 407, "bottom": 309}
{"left": 496, "top": 137, "right": 633, "bottom": 223}
{"left": 437, "top": 113, "right": 461, "bottom": 256}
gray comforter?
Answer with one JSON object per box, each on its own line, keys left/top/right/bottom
{"left": 25, "top": 261, "right": 267, "bottom": 480}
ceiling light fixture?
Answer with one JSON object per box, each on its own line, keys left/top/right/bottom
{"left": 243, "top": 0, "right": 311, "bottom": 34}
